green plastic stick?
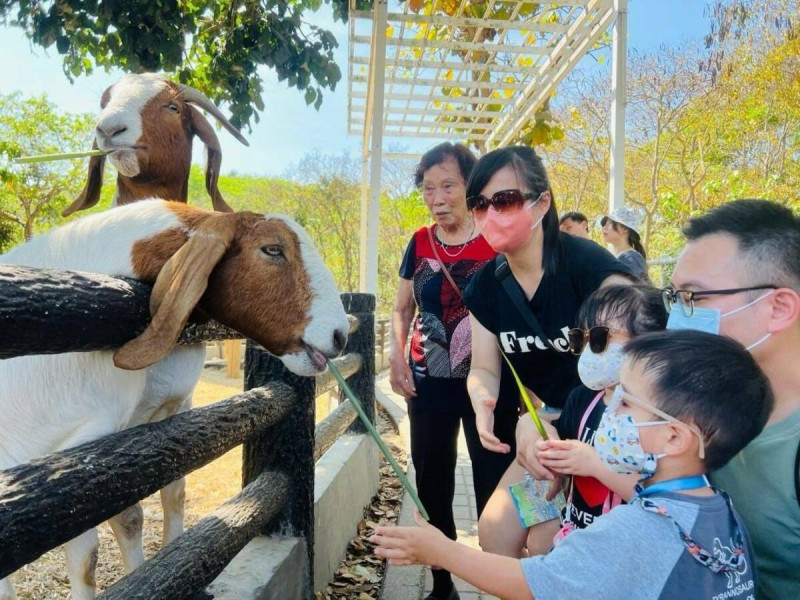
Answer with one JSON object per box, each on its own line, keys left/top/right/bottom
{"left": 327, "top": 358, "right": 430, "bottom": 521}
{"left": 497, "top": 346, "right": 550, "bottom": 441}
{"left": 14, "top": 149, "right": 108, "bottom": 164}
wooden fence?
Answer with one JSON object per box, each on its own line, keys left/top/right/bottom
{"left": 0, "top": 264, "right": 375, "bottom": 599}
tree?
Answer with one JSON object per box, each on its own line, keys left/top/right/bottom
{"left": 0, "top": 0, "right": 368, "bottom": 130}
{"left": 623, "top": 44, "right": 716, "bottom": 247}
{"left": 0, "top": 93, "right": 94, "bottom": 240}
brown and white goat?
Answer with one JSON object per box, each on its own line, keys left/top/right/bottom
{"left": 0, "top": 200, "right": 348, "bottom": 600}
{"left": 62, "top": 73, "right": 249, "bottom": 217}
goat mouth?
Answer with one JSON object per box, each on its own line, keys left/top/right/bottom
{"left": 303, "top": 342, "right": 328, "bottom": 371}
{"left": 100, "top": 145, "right": 146, "bottom": 155}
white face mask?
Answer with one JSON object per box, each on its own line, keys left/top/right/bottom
{"left": 577, "top": 342, "right": 626, "bottom": 391}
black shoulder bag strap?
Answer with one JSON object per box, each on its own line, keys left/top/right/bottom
{"left": 494, "top": 254, "right": 558, "bottom": 352}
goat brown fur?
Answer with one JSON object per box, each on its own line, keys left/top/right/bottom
{"left": 64, "top": 77, "right": 246, "bottom": 217}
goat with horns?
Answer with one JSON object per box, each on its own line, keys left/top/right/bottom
{"left": 62, "top": 73, "right": 249, "bottom": 216}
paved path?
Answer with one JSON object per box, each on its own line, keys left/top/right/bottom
{"left": 376, "top": 374, "right": 500, "bottom": 600}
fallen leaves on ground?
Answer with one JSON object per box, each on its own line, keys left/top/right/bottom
{"left": 315, "top": 406, "right": 407, "bottom": 600}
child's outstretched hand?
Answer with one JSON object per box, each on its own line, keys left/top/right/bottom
{"left": 536, "top": 439, "right": 603, "bottom": 478}
{"left": 370, "top": 510, "right": 450, "bottom": 566}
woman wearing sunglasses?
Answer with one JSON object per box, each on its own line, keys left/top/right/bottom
{"left": 461, "top": 146, "right": 633, "bottom": 556}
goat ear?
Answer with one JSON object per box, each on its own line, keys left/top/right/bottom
{"left": 62, "top": 140, "right": 105, "bottom": 217}
{"left": 189, "top": 105, "right": 234, "bottom": 213}
{"left": 113, "top": 214, "right": 238, "bottom": 370}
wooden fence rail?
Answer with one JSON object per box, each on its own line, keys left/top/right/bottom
{"left": 0, "top": 384, "right": 295, "bottom": 577}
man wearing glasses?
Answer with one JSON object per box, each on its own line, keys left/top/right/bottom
{"left": 664, "top": 199, "right": 800, "bottom": 600}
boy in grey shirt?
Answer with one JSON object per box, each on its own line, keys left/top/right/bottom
{"left": 372, "top": 330, "right": 770, "bottom": 600}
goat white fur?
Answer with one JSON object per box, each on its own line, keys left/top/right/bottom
{"left": 0, "top": 200, "right": 348, "bottom": 600}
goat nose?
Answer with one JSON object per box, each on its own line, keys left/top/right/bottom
{"left": 96, "top": 124, "right": 128, "bottom": 139}
{"left": 332, "top": 328, "right": 347, "bottom": 355}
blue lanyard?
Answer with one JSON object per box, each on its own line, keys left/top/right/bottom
{"left": 636, "top": 475, "right": 709, "bottom": 497}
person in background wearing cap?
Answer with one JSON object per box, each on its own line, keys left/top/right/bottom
{"left": 601, "top": 206, "right": 651, "bottom": 283}
{"left": 559, "top": 211, "right": 591, "bottom": 240}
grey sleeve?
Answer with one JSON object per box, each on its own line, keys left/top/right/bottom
{"left": 618, "top": 251, "right": 650, "bottom": 282}
{"left": 520, "top": 505, "right": 684, "bottom": 600}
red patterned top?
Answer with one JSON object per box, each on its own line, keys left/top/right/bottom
{"left": 399, "top": 225, "right": 496, "bottom": 379}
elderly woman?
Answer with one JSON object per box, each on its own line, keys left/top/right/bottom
{"left": 389, "top": 142, "right": 509, "bottom": 600}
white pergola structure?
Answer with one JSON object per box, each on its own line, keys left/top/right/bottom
{"left": 349, "top": 0, "right": 628, "bottom": 293}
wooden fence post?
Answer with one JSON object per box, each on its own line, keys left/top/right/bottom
{"left": 340, "top": 293, "right": 376, "bottom": 432}
{"left": 242, "top": 342, "right": 316, "bottom": 600}
{"left": 225, "top": 339, "right": 242, "bottom": 378}
{"left": 376, "top": 319, "right": 387, "bottom": 372}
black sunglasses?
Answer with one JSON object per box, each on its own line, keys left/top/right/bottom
{"left": 466, "top": 189, "right": 537, "bottom": 214}
{"left": 568, "top": 327, "right": 628, "bottom": 355}
{"left": 661, "top": 285, "right": 778, "bottom": 317}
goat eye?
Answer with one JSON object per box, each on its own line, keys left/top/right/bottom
{"left": 261, "top": 245, "right": 284, "bottom": 259}
{"left": 168, "top": 103, "right": 180, "bottom": 113}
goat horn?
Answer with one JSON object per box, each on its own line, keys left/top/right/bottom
{"left": 175, "top": 83, "right": 250, "bottom": 147}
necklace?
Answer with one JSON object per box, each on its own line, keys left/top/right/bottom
{"left": 436, "top": 220, "right": 475, "bottom": 258}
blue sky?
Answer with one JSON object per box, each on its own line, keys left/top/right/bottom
{"left": 1, "top": 0, "right": 709, "bottom": 177}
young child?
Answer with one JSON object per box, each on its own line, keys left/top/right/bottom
{"left": 545, "top": 285, "right": 667, "bottom": 533}
{"left": 372, "top": 330, "right": 771, "bottom": 599}
{"left": 505, "top": 284, "right": 667, "bottom": 554}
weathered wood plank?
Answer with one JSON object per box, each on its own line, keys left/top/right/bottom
{"left": 0, "top": 384, "right": 294, "bottom": 577}
{"left": 314, "top": 402, "right": 358, "bottom": 462}
{"left": 98, "top": 471, "right": 290, "bottom": 600}
{"left": 0, "top": 265, "right": 357, "bottom": 358}
{"left": 0, "top": 264, "right": 241, "bottom": 358}
{"left": 313, "top": 352, "right": 363, "bottom": 398}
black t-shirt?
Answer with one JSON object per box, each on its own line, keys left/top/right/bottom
{"left": 554, "top": 385, "right": 620, "bottom": 530}
{"left": 463, "top": 233, "right": 631, "bottom": 411}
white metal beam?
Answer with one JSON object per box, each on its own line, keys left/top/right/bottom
{"left": 485, "top": 0, "right": 612, "bottom": 147}
{"left": 349, "top": 104, "right": 509, "bottom": 118}
{"left": 351, "top": 90, "right": 517, "bottom": 106}
{"left": 351, "top": 74, "right": 527, "bottom": 90}
{"left": 351, "top": 11, "right": 569, "bottom": 32}
{"left": 351, "top": 129, "right": 489, "bottom": 141}
{"left": 359, "top": 0, "right": 388, "bottom": 294}
{"left": 351, "top": 34, "right": 550, "bottom": 55}
{"left": 493, "top": 2, "right": 616, "bottom": 146}
{"left": 350, "top": 55, "right": 531, "bottom": 74}
{"left": 381, "top": 118, "right": 497, "bottom": 131}
{"left": 608, "top": 0, "right": 627, "bottom": 213}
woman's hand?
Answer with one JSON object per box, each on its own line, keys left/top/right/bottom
{"left": 371, "top": 510, "right": 450, "bottom": 566}
{"left": 475, "top": 395, "right": 511, "bottom": 453}
{"left": 389, "top": 353, "right": 417, "bottom": 399}
{"left": 535, "top": 439, "right": 603, "bottom": 478}
{"left": 389, "top": 279, "right": 417, "bottom": 399}
{"left": 515, "top": 417, "right": 559, "bottom": 480}
{"left": 467, "top": 316, "right": 508, "bottom": 453}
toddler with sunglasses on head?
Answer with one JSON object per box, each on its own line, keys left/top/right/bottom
{"left": 372, "top": 329, "right": 769, "bottom": 599}
{"left": 516, "top": 284, "right": 668, "bottom": 553}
